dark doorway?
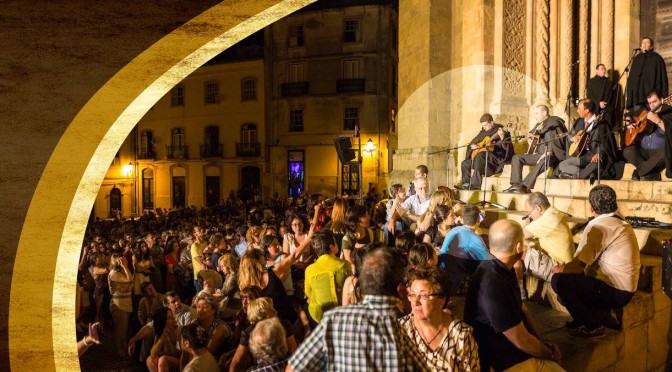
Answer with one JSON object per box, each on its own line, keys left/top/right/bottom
{"left": 241, "top": 166, "right": 260, "bottom": 201}
{"left": 109, "top": 187, "right": 122, "bottom": 217}
{"left": 172, "top": 176, "right": 186, "bottom": 208}
{"left": 206, "top": 176, "right": 220, "bottom": 206}
{"left": 288, "top": 150, "right": 305, "bottom": 197}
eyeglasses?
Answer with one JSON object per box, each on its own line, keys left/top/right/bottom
{"left": 407, "top": 293, "right": 445, "bottom": 302}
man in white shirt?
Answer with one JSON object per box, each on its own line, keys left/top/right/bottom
{"left": 551, "top": 185, "right": 640, "bottom": 338}
{"left": 387, "top": 177, "right": 431, "bottom": 235}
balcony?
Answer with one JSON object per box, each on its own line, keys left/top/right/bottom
{"left": 281, "top": 82, "right": 309, "bottom": 97}
{"left": 236, "top": 142, "right": 261, "bottom": 157}
{"left": 137, "top": 147, "right": 156, "bottom": 160}
{"left": 166, "top": 145, "right": 189, "bottom": 160}
{"left": 200, "top": 144, "right": 224, "bottom": 158}
{"left": 337, "top": 78, "right": 365, "bottom": 93}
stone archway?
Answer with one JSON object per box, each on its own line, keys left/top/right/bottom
{"left": 5, "top": 1, "right": 315, "bottom": 370}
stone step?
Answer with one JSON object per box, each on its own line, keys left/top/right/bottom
{"left": 477, "top": 208, "right": 672, "bottom": 255}
{"left": 495, "top": 162, "right": 672, "bottom": 182}
{"left": 457, "top": 187, "right": 672, "bottom": 224}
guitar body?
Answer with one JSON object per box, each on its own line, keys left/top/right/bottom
{"left": 526, "top": 134, "right": 541, "bottom": 155}
{"left": 625, "top": 95, "right": 672, "bottom": 146}
{"left": 568, "top": 129, "right": 590, "bottom": 157}
{"left": 470, "top": 136, "right": 497, "bottom": 159}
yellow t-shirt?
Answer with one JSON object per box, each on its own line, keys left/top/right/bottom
{"left": 190, "top": 240, "right": 207, "bottom": 279}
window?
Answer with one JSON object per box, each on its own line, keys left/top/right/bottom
{"left": 289, "top": 109, "right": 304, "bottom": 132}
{"left": 140, "top": 130, "right": 154, "bottom": 159}
{"left": 172, "top": 128, "right": 185, "bottom": 148}
{"left": 241, "top": 78, "right": 257, "bottom": 101}
{"left": 204, "top": 81, "right": 219, "bottom": 104}
{"left": 171, "top": 84, "right": 184, "bottom": 106}
{"left": 344, "top": 19, "right": 360, "bottom": 43}
{"left": 289, "top": 24, "right": 304, "bottom": 47}
{"left": 288, "top": 63, "right": 305, "bottom": 82}
{"left": 241, "top": 123, "right": 258, "bottom": 144}
{"left": 343, "top": 60, "right": 360, "bottom": 79}
{"left": 344, "top": 107, "right": 360, "bottom": 131}
{"left": 203, "top": 126, "right": 220, "bottom": 157}
{"left": 142, "top": 169, "right": 154, "bottom": 210}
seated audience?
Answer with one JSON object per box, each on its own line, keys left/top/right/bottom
{"left": 145, "top": 307, "right": 179, "bottom": 372}
{"left": 304, "top": 230, "right": 352, "bottom": 324}
{"left": 384, "top": 184, "right": 407, "bottom": 245}
{"left": 248, "top": 318, "right": 290, "bottom": 372}
{"left": 552, "top": 185, "right": 640, "bottom": 338}
{"left": 417, "top": 204, "right": 456, "bottom": 247}
{"left": 515, "top": 192, "right": 575, "bottom": 299}
{"left": 341, "top": 205, "right": 374, "bottom": 266}
{"left": 181, "top": 322, "right": 220, "bottom": 372}
{"left": 438, "top": 205, "right": 488, "bottom": 295}
{"left": 341, "top": 244, "right": 373, "bottom": 307}
{"left": 408, "top": 243, "right": 438, "bottom": 271}
{"left": 228, "top": 298, "right": 297, "bottom": 371}
{"left": 465, "top": 220, "right": 562, "bottom": 371}
{"left": 387, "top": 177, "right": 431, "bottom": 235}
{"left": 288, "top": 247, "right": 430, "bottom": 371}
{"left": 400, "top": 267, "right": 480, "bottom": 371}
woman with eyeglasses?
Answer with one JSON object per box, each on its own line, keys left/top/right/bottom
{"left": 399, "top": 267, "right": 480, "bottom": 371}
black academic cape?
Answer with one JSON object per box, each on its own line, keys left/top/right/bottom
{"left": 626, "top": 51, "right": 669, "bottom": 107}
{"left": 568, "top": 118, "right": 618, "bottom": 179}
{"left": 532, "top": 116, "right": 567, "bottom": 161}
{"left": 465, "top": 123, "right": 514, "bottom": 172}
{"left": 587, "top": 75, "right": 616, "bottom": 118}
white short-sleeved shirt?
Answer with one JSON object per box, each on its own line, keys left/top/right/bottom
{"left": 574, "top": 213, "right": 640, "bottom": 292}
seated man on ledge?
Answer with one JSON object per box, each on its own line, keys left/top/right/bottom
{"left": 465, "top": 219, "right": 563, "bottom": 371}
{"left": 552, "top": 185, "right": 640, "bottom": 338}
{"left": 515, "top": 192, "right": 575, "bottom": 300}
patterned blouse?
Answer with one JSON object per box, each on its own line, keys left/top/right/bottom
{"left": 399, "top": 314, "right": 480, "bottom": 372}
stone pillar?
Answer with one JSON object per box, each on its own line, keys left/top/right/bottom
{"left": 534, "top": 0, "right": 551, "bottom": 106}
{"left": 602, "top": 0, "right": 615, "bottom": 72}
{"left": 578, "top": 0, "right": 589, "bottom": 98}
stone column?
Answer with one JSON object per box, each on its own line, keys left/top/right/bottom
{"left": 602, "top": 0, "right": 615, "bottom": 71}
{"left": 578, "top": 0, "right": 589, "bottom": 97}
{"left": 534, "top": 0, "right": 551, "bottom": 106}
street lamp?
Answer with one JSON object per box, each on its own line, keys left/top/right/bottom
{"left": 122, "top": 162, "right": 133, "bottom": 177}
{"left": 363, "top": 138, "right": 377, "bottom": 155}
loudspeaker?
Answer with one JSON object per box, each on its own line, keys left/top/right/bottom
{"left": 334, "top": 137, "right": 356, "bottom": 164}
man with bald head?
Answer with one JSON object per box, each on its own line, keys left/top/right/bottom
{"left": 465, "top": 220, "right": 563, "bottom": 371}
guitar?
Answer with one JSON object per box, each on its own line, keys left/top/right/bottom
{"left": 526, "top": 122, "right": 543, "bottom": 155}
{"left": 624, "top": 95, "right": 672, "bottom": 146}
{"left": 568, "top": 112, "right": 604, "bottom": 157}
{"left": 470, "top": 124, "right": 514, "bottom": 159}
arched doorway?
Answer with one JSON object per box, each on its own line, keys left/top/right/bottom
{"left": 109, "top": 187, "right": 121, "bottom": 218}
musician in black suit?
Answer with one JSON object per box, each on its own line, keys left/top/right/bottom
{"left": 622, "top": 89, "right": 672, "bottom": 181}
{"left": 555, "top": 99, "right": 618, "bottom": 180}
{"left": 457, "top": 113, "right": 514, "bottom": 190}
{"left": 587, "top": 64, "right": 615, "bottom": 122}
{"left": 503, "top": 105, "right": 567, "bottom": 194}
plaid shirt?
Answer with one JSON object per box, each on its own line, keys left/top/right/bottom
{"left": 289, "top": 295, "right": 430, "bottom": 371}
{"left": 247, "top": 359, "right": 287, "bottom": 372}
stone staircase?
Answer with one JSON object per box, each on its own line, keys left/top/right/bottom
{"left": 450, "top": 165, "right": 672, "bottom": 371}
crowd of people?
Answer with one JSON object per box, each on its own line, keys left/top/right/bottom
{"left": 76, "top": 161, "right": 641, "bottom": 372}
{"left": 72, "top": 36, "right": 666, "bottom": 372}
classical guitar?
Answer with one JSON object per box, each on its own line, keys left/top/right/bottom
{"left": 470, "top": 124, "right": 514, "bottom": 159}
{"left": 624, "top": 95, "right": 672, "bottom": 146}
{"left": 568, "top": 112, "right": 604, "bottom": 157}
{"left": 526, "top": 122, "right": 543, "bottom": 155}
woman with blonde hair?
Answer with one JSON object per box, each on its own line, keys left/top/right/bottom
{"left": 246, "top": 226, "right": 263, "bottom": 251}
{"left": 416, "top": 189, "right": 453, "bottom": 233}
{"left": 324, "top": 197, "right": 348, "bottom": 253}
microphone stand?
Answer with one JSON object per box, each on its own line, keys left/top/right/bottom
{"left": 566, "top": 61, "right": 580, "bottom": 124}
{"left": 429, "top": 142, "right": 472, "bottom": 204}
{"left": 534, "top": 131, "right": 572, "bottom": 194}
{"left": 471, "top": 135, "right": 522, "bottom": 210}
{"left": 622, "top": 49, "right": 641, "bottom": 114}
{"left": 583, "top": 123, "right": 623, "bottom": 185}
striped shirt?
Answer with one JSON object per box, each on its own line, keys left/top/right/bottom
{"left": 289, "top": 295, "right": 430, "bottom": 371}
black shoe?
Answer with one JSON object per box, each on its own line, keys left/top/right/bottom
{"left": 516, "top": 185, "right": 531, "bottom": 194}
{"left": 632, "top": 170, "right": 640, "bottom": 181}
{"left": 565, "top": 319, "right": 582, "bottom": 329}
{"left": 503, "top": 185, "right": 519, "bottom": 193}
{"left": 559, "top": 172, "right": 575, "bottom": 179}
{"left": 570, "top": 325, "right": 605, "bottom": 338}
{"left": 467, "top": 185, "right": 481, "bottom": 190}
{"left": 642, "top": 173, "right": 662, "bottom": 181}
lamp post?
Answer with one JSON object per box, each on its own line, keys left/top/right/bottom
{"left": 363, "top": 138, "right": 379, "bottom": 189}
